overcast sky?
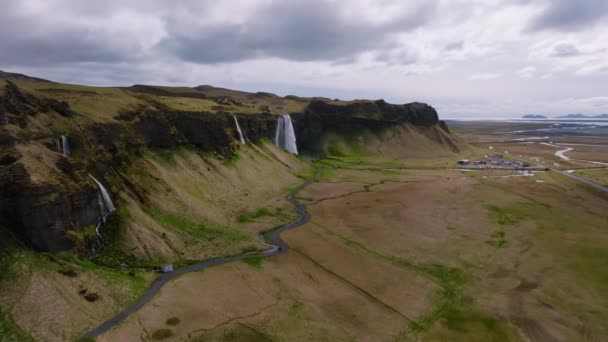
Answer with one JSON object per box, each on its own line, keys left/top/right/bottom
{"left": 1, "top": 0, "right": 607, "bottom": 118}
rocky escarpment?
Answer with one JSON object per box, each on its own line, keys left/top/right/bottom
{"left": 0, "top": 157, "right": 100, "bottom": 252}
{"left": 0, "top": 79, "right": 453, "bottom": 253}
{"left": 292, "top": 100, "right": 446, "bottom": 153}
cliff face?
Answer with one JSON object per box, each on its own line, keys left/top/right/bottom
{"left": 0, "top": 156, "right": 100, "bottom": 252}
{"left": 0, "top": 78, "right": 454, "bottom": 253}
{"left": 293, "top": 100, "right": 443, "bottom": 153}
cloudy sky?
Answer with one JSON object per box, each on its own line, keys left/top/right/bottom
{"left": 1, "top": 0, "right": 607, "bottom": 118}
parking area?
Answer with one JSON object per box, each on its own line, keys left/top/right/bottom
{"left": 457, "top": 155, "right": 546, "bottom": 170}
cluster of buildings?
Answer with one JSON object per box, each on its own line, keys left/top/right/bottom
{"left": 458, "top": 155, "right": 530, "bottom": 169}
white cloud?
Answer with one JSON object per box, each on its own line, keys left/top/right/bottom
{"left": 517, "top": 66, "right": 537, "bottom": 79}
{"left": 468, "top": 73, "right": 503, "bottom": 80}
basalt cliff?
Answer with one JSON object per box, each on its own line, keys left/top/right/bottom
{"left": 0, "top": 71, "right": 459, "bottom": 254}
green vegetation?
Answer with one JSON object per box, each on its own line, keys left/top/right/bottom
{"left": 190, "top": 325, "right": 272, "bottom": 342}
{"left": 317, "top": 167, "right": 338, "bottom": 181}
{"left": 242, "top": 255, "right": 265, "bottom": 269}
{"left": 483, "top": 204, "right": 525, "bottom": 226}
{"left": 15, "top": 80, "right": 148, "bottom": 122}
{"left": 91, "top": 206, "right": 164, "bottom": 268}
{"left": 422, "top": 310, "right": 519, "bottom": 341}
{"left": 0, "top": 309, "right": 34, "bottom": 342}
{"left": 237, "top": 207, "right": 289, "bottom": 223}
{"left": 0, "top": 256, "right": 17, "bottom": 282}
{"left": 75, "top": 337, "right": 96, "bottom": 342}
{"left": 568, "top": 246, "right": 608, "bottom": 302}
{"left": 66, "top": 225, "right": 98, "bottom": 256}
{"left": 226, "top": 151, "right": 240, "bottom": 164}
{"left": 165, "top": 317, "right": 181, "bottom": 326}
{"left": 485, "top": 231, "right": 508, "bottom": 248}
{"left": 145, "top": 207, "right": 248, "bottom": 244}
{"left": 151, "top": 328, "right": 174, "bottom": 340}
{"left": 483, "top": 198, "right": 608, "bottom": 328}
{"left": 312, "top": 222, "right": 471, "bottom": 334}
{"left": 53, "top": 250, "right": 150, "bottom": 304}
{"left": 238, "top": 208, "right": 271, "bottom": 223}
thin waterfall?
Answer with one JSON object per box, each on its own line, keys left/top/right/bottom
{"left": 62, "top": 136, "right": 70, "bottom": 157}
{"left": 56, "top": 135, "right": 70, "bottom": 156}
{"left": 233, "top": 115, "right": 246, "bottom": 144}
{"left": 274, "top": 114, "right": 298, "bottom": 155}
{"left": 88, "top": 175, "right": 116, "bottom": 257}
{"left": 89, "top": 175, "right": 116, "bottom": 219}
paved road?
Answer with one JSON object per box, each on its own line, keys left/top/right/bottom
{"left": 533, "top": 142, "right": 608, "bottom": 192}
{"left": 83, "top": 168, "right": 323, "bottom": 338}
{"left": 549, "top": 168, "right": 608, "bottom": 194}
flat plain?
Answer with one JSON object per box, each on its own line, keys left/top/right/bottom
{"left": 98, "top": 121, "right": 608, "bottom": 341}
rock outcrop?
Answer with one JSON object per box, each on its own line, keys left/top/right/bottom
{"left": 293, "top": 100, "right": 440, "bottom": 153}
{"left": 0, "top": 162, "right": 99, "bottom": 252}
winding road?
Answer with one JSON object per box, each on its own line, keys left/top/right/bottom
{"left": 83, "top": 168, "right": 323, "bottom": 338}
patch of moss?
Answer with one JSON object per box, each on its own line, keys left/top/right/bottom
{"left": 237, "top": 207, "right": 289, "bottom": 224}
{"left": 237, "top": 208, "right": 271, "bottom": 223}
{"left": 317, "top": 167, "right": 338, "bottom": 181}
{"left": 421, "top": 310, "right": 519, "bottom": 341}
{"left": 327, "top": 142, "right": 346, "bottom": 157}
{"left": 568, "top": 246, "right": 608, "bottom": 302}
{"left": 288, "top": 301, "right": 305, "bottom": 318}
{"left": 165, "top": 317, "right": 180, "bottom": 326}
{"left": 226, "top": 151, "right": 240, "bottom": 164}
{"left": 257, "top": 137, "right": 272, "bottom": 145}
{"left": 151, "top": 328, "right": 174, "bottom": 340}
{"left": 0, "top": 256, "right": 17, "bottom": 282}
{"left": 75, "top": 337, "right": 96, "bottom": 342}
{"left": 145, "top": 207, "right": 248, "bottom": 244}
{"left": 92, "top": 206, "right": 164, "bottom": 269}
{"left": 242, "top": 256, "right": 265, "bottom": 269}
{"left": 0, "top": 308, "right": 34, "bottom": 342}
{"left": 485, "top": 231, "right": 509, "bottom": 248}
{"left": 483, "top": 204, "right": 526, "bottom": 226}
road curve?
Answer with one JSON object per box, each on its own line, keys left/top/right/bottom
{"left": 83, "top": 168, "right": 323, "bottom": 338}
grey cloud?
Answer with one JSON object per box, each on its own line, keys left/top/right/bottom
{"left": 444, "top": 41, "right": 464, "bottom": 51}
{"left": 551, "top": 43, "right": 580, "bottom": 57}
{"left": 157, "top": 0, "right": 436, "bottom": 64}
{"left": 0, "top": 3, "right": 141, "bottom": 67}
{"left": 529, "top": 0, "right": 608, "bottom": 31}
{"left": 374, "top": 49, "right": 418, "bottom": 66}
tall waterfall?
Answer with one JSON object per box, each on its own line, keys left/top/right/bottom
{"left": 233, "top": 115, "right": 246, "bottom": 144}
{"left": 56, "top": 135, "right": 70, "bottom": 156}
{"left": 88, "top": 175, "right": 116, "bottom": 258}
{"left": 274, "top": 114, "right": 298, "bottom": 155}
{"left": 89, "top": 175, "right": 116, "bottom": 219}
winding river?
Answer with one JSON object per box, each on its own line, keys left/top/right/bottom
{"left": 83, "top": 168, "right": 323, "bottom": 338}
{"left": 540, "top": 142, "right": 608, "bottom": 166}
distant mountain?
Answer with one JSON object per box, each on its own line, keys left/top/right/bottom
{"left": 558, "top": 113, "right": 586, "bottom": 118}
{"left": 522, "top": 114, "right": 547, "bottom": 119}
{"left": 557, "top": 113, "right": 608, "bottom": 119}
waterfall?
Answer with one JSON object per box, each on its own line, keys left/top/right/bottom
{"left": 233, "top": 115, "right": 246, "bottom": 144}
{"left": 89, "top": 175, "right": 116, "bottom": 219}
{"left": 62, "top": 136, "right": 70, "bottom": 157}
{"left": 88, "top": 175, "right": 116, "bottom": 258}
{"left": 56, "top": 135, "right": 70, "bottom": 156}
{"left": 274, "top": 114, "right": 298, "bottom": 155}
